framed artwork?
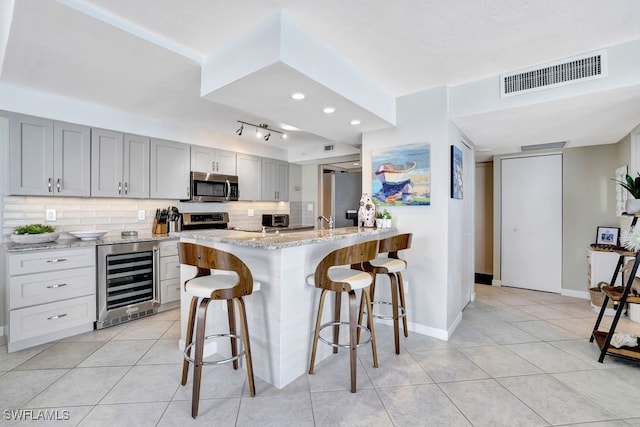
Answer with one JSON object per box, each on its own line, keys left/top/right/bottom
{"left": 615, "top": 165, "right": 628, "bottom": 217}
{"left": 371, "top": 143, "right": 430, "bottom": 206}
{"left": 595, "top": 226, "right": 620, "bottom": 246}
{"left": 451, "top": 145, "right": 463, "bottom": 199}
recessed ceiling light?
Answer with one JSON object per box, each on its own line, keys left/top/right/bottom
{"left": 323, "top": 107, "right": 335, "bottom": 114}
{"left": 281, "top": 134, "right": 288, "bottom": 140}
{"left": 280, "top": 124, "right": 299, "bottom": 131}
{"left": 350, "top": 120, "right": 361, "bottom": 125}
{"left": 291, "top": 92, "right": 305, "bottom": 100}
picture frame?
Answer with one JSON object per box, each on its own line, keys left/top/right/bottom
{"left": 595, "top": 226, "right": 620, "bottom": 246}
{"left": 371, "top": 143, "right": 430, "bottom": 206}
{"left": 450, "top": 145, "right": 463, "bottom": 199}
{"left": 615, "top": 165, "right": 628, "bottom": 217}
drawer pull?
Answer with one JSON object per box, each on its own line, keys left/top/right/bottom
{"left": 46, "top": 258, "right": 68, "bottom": 263}
{"left": 47, "top": 283, "right": 68, "bottom": 289}
{"left": 47, "top": 313, "right": 68, "bottom": 320}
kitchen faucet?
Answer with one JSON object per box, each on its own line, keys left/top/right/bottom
{"left": 317, "top": 215, "right": 334, "bottom": 229}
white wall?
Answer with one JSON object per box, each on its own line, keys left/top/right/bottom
{"left": 362, "top": 86, "right": 473, "bottom": 338}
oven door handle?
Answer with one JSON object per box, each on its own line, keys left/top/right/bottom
{"left": 225, "top": 179, "right": 231, "bottom": 201}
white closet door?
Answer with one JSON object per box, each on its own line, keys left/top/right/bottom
{"left": 501, "top": 154, "right": 562, "bottom": 293}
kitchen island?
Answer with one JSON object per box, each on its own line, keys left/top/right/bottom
{"left": 178, "top": 226, "right": 396, "bottom": 388}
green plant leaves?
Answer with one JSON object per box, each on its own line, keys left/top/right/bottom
{"left": 14, "top": 224, "right": 56, "bottom": 235}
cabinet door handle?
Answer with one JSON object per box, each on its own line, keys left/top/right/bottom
{"left": 56, "top": 178, "right": 61, "bottom": 192}
{"left": 118, "top": 182, "right": 122, "bottom": 195}
{"left": 48, "top": 178, "right": 53, "bottom": 192}
{"left": 47, "top": 283, "right": 68, "bottom": 288}
{"left": 212, "top": 161, "right": 215, "bottom": 171}
{"left": 124, "top": 182, "right": 128, "bottom": 195}
{"left": 216, "top": 161, "right": 219, "bottom": 171}
{"left": 47, "top": 313, "right": 68, "bottom": 320}
{"left": 46, "top": 258, "right": 67, "bottom": 263}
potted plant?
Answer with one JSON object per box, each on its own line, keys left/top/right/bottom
{"left": 375, "top": 210, "right": 385, "bottom": 228}
{"left": 383, "top": 209, "right": 392, "bottom": 228}
{"left": 11, "top": 224, "right": 59, "bottom": 244}
{"left": 614, "top": 172, "right": 640, "bottom": 214}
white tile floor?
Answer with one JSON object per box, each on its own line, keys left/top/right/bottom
{"left": 1, "top": 284, "right": 640, "bottom": 426}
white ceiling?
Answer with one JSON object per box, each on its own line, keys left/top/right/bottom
{"left": 2, "top": 0, "right": 640, "bottom": 161}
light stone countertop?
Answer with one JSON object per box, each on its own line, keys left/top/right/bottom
{"left": 179, "top": 226, "right": 396, "bottom": 250}
{"left": 2, "top": 233, "right": 179, "bottom": 252}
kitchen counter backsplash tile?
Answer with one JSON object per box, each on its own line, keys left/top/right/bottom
{"left": 1, "top": 196, "right": 308, "bottom": 242}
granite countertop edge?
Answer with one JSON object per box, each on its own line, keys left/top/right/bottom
{"left": 180, "top": 227, "right": 397, "bottom": 249}
{"left": 2, "top": 233, "right": 179, "bottom": 252}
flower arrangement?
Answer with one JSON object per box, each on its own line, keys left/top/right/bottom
{"left": 620, "top": 227, "right": 640, "bottom": 252}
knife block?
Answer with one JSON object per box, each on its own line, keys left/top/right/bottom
{"left": 152, "top": 218, "right": 167, "bottom": 235}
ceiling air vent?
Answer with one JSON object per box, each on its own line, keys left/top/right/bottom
{"left": 324, "top": 144, "right": 334, "bottom": 152}
{"left": 521, "top": 141, "right": 567, "bottom": 152}
{"left": 501, "top": 50, "right": 607, "bottom": 97}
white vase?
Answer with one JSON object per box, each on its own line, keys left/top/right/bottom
{"left": 626, "top": 198, "right": 640, "bottom": 214}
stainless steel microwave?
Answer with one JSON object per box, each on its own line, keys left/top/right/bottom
{"left": 185, "top": 171, "right": 239, "bottom": 202}
{"left": 262, "top": 214, "right": 289, "bottom": 227}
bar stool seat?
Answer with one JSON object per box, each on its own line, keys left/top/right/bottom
{"left": 307, "top": 239, "right": 379, "bottom": 393}
{"left": 179, "top": 242, "right": 256, "bottom": 419}
{"left": 360, "top": 233, "right": 412, "bottom": 354}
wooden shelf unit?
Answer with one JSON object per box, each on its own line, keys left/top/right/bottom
{"left": 590, "top": 214, "right": 640, "bottom": 362}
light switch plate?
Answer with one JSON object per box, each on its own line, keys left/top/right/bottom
{"left": 307, "top": 203, "right": 314, "bottom": 211}
{"left": 45, "top": 209, "right": 56, "bottom": 221}
{"left": 248, "top": 209, "right": 254, "bottom": 217}
{"left": 138, "top": 210, "right": 146, "bottom": 220}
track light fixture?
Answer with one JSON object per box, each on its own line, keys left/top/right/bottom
{"left": 236, "top": 120, "right": 286, "bottom": 142}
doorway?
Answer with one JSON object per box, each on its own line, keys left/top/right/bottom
{"left": 319, "top": 159, "right": 362, "bottom": 228}
{"left": 500, "top": 154, "right": 562, "bottom": 293}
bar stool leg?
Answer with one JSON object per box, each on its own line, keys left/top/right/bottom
{"left": 192, "top": 298, "right": 210, "bottom": 418}
{"left": 389, "top": 273, "right": 400, "bottom": 354}
{"left": 235, "top": 297, "right": 255, "bottom": 396}
{"left": 333, "top": 292, "right": 342, "bottom": 354}
{"left": 348, "top": 290, "right": 358, "bottom": 393}
{"left": 363, "top": 287, "right": 378, "bottom": 369}
{"left": 227, "top": 299, "right": 239, "bottom": 370}
{"left": 397, "top": 272, "right": 409, "bottom": 337}
{"left": 357, "top": 275, "right": 377, "bottom": 343}
{"left": 181, "top": 296, "right": 198, "bottom": 386}
{"left": 309, "top": 289, "right": 329, "bottom": 374}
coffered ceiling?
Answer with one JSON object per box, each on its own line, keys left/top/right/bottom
{"left": 1, "top": 0, "right": 640, "bottom": 160}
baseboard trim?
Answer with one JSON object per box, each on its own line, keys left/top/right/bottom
{"left": 561, "top": 289, "right": 590, "bottom": 300}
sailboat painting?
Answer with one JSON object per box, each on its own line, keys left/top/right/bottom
{"left": 371, "top": 143, "right": 430, "bottom": 206}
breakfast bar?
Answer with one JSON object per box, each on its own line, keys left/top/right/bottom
{"left": 178, "top": 226, "right": 396, "bottom": 388}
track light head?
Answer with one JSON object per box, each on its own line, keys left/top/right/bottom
{"left": 236, "top": 120, "right": 285, "bottom": 141}
{"left": 236, "top": 124, "right": 243, "bottom": 136}
{"left": 264, "top": 133, "right": 271, "bottom": 141}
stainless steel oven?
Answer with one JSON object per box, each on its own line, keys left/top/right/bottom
{"left": 96, "top": 241, "right": 160, "bottom": 329}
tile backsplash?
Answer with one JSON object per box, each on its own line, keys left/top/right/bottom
{"left": 1, "top": 196, "right": 311, "bottom": 240}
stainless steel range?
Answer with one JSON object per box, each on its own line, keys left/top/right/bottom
{"left": 181, "top": 211, "right": 229, "bottom": 230}
{"left": 96, "top": 240, "right": 159, "bottom": 329}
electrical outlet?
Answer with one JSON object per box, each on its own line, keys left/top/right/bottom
{"left": 247, "top": 209, "right": 254, "bottom": 217}
{"left": 307, "top": 203, "right": 314, "bottom": 211}
{"left": 137, "top": 210, "right": 146, "bottom": 221}
{"left": 45, "top": 209, "right": 56, "bottom": 222}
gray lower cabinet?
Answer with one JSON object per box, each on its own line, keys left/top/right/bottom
{"left": 91, "top": 129, "right": 150, "bottom": 198}
{"left": 237, "top": 153, "right": 262, "bottom": 200}
{"left": 191, "top": 145, "right": 237, "bottom": 175}
{"left": 159, "top": 240, "right": 180, "bottom": 311}
{"left": 150, "top": 138, "right": 191, "bottom": 199}
{"left": 5, "top": 247, "right": 96, "bottom": 352}
{"left": 9, "top": 113, "right": 90, "bottom": 196}
{"left": 262, "top": 158, "right": 289, "bottom": 201}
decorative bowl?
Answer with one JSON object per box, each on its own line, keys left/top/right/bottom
{"left": 10, "top": 232, "right": 60, "bottom": 244}
{"left": 68, "top": 230, "right": 108, "bottom": 241}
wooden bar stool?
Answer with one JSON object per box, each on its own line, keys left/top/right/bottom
{"left": 307, "top": 240, "right": 379, "bottom": 393}
{"left": 178, "top": 242, "right": 256, "bottom": 418}
{"left": 359, "top": 233, "right": 412, "bottom": 354}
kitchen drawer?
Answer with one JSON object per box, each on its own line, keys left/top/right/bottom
{"left": 160, "top": 256, "right": 180, "bottom": 280}
{"left": 9, "top": 295, "right": 96, "bottom": 342}
{"left": 161, "top": 278, "right": 181, "bottom": 304}
{"left": 9, "top": 266, "right": 96, "bottom": 309}
{"left": 159, "top": 239, "right": 179, "bottom": 257}
{"left": 9, "top": 247, "right": 95, "bottom": 275}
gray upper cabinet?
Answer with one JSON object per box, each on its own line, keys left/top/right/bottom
{"left": 237, "top": 153, "right": 262, "bottom": 201}
{"left": 91, "top": 129, "right": 149, "bottom": 198}
{"left": 9, "top": 113, "right": 90, "bottom": 196}
{"left": 261, "top": 158, "right": 289, "bottom": 201}
{"left": 190, "top": 146, "right": 237, "bottom": 175}
{"left": 150, "top": 138, "right": 190, "bottom": 199}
